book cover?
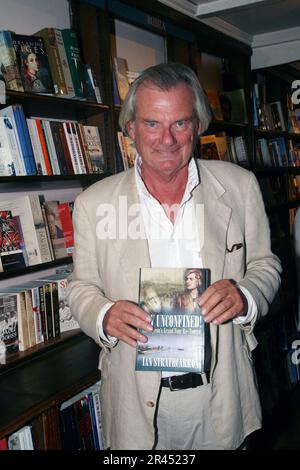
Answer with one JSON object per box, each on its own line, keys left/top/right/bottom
{"left": 136, "top": 267, "right": 211, "bottom": 373}
{"left": 205, "top": 89, "right": 223, "bottom": 121}
{"left": 0, "top": 30, "right": 24, "bottom": 92}
{"left": 11, "top": 33, "right": 54, "bottom": 94}
{"left": 82, "top": 125, "right": 105, "bottom": 173}
{"left": 0, "top": 210, "right": 26, "bottom": 271}
{"left": 220, "top": 89, "right": 248, "bottom": 124}
{"left": 43, "top": 201, "right": 68, "bottom": 260}
{"left": 113, "top": 57, "right": 129, "bottom": 104}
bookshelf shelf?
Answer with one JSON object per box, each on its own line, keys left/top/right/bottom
{"left": 209, "top": 120, "right": 248, "bottom": 129}
{"left": 6, "top": 90, "right": 110, "bottom": 113}
{"left": 254, "top": 128, "right": 286, "bottom": 137}
{"left": 0, "top": 172, "right": 112, "bottom": 184}
{"left": 0, "top": 256, "right": 73, "bottom": 281}
{"left": 0, "top": 329, "right": 82, "bottom": 369}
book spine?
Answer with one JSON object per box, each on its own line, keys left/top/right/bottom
{"left": 43, "top": 283, "right": 54, "bottom": 340}
{"left": 28, "top": 194, "right": 53, "bottom": 263}
{"left": 51, "top": 282, "right": 60, "bottom": 337}
{"left": 57, "top": 122, "right": 75, "bottom": 174}
{"left": 77, "top": 123, "right": 93, "bottom": 173}
{"left": 71, "top": 122, "right": 87, "bottom": 173}
{"left": 41, "top": 120, "right": 61, "bottom": 175}
{"left": 37, "top": 28, "right": 67, "bottom": 95}
{"left": 54, "top": 29, "right": 75, "bottom": 97}
{"left": 24, "top": 289, "right": 36, "bottom": 348}
{"left": 31, "top": 286, "right": 44, "bottom": 344}
{"left": 26, "top": 119, "right": 44, "bottom": 175}
{"left": 14, "top": 105, "right": 37, "bottom": 175}
{"left": 17, "top": 292, "right": 30, "bottom": 351}
{"left": 38, "top": 284, "right": 48, "bottom": 341}
{"left": 49, "top": 121, "right": 69, "bottom": 175}
{"left": 61, "top": 29, "right": 84, "bottom": 98}
{"left": 34, "top": 119, "right": 53, "bottom": 175}
{"left": 63, "top": 122, "right": 81, "bottom": 174}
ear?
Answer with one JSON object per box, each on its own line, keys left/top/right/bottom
{"left": 126, "top": 120, "right": 136, "bottom": 140}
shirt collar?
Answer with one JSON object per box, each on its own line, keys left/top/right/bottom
{"left": 135, "top": 155, "right": 200, "bottom": 202}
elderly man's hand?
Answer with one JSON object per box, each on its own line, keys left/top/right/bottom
{"left": 103, "top": 300, "right": 153, "bottom": 347}
{"left": 198, "top": 279, "right": 248, "bottom": 324}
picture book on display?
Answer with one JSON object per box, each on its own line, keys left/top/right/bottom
{"left": 11, "top": 34, "right": 54, "bottom": 94}
{"left": 136, "top": 267, "right": 211, "bottom": 373}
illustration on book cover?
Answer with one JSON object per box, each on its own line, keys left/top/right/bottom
{"left": 136, "top": 267, "right": 211, "bottom": 373}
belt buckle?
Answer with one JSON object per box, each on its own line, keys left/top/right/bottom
{"left": 168, "top": 376, "right": 179, "bottom": 391}
{"left": 200, "top": 373, "right": 208, "bottom": 386}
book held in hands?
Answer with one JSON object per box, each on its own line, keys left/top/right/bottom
{"left": 136, "top": 267, "right": 211, "bottom": 373}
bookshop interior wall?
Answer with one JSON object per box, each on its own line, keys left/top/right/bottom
{"left": 0, "top": 0, "right": 300, "bottom": 449}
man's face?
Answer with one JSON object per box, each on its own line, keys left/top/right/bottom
{"left": 185, "top": 272, "right": 201, "bottom": 291}
{"left": 145, "top": 289, "right": 161, "bottom": 313}
{"left": 127, "top": 83, "right": 200, "bottom": 178}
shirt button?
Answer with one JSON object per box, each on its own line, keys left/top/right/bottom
{"left": 146, "top": 401, "right": 155, "bottom": 407}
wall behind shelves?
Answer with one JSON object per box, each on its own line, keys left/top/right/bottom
{"left": 0, "top": 0, "right": 70, "bottom": 34}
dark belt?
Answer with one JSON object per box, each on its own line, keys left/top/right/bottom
{"left": 161, "top": 372, "right": 210, "bottom": 391}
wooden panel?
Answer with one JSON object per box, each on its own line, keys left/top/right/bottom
{"left": 0, "top": 334, "right": 100, "bottom": 439}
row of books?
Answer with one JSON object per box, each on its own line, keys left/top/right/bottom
{"left": 0, "top": 104, "right": 105, "bottom": 176}
{"left": 0, "top": 195, "right": 74, "bottom": 273}
{"left": 200, "top": 133, "right": 249, "bottom": 166}
{"left": 0, "top": 273, "right": 79, "bottom": 358}
{"left": 60, "top": 382, "right": 104, "bottom": 450}
{"left": 0, "top": 28, "right": 92, "bottom": 100}
{"left": 255, "top": 137, "right": 300, "bottom": 167}
{"left": 0, "top": 380, "right": 103, "bottom": 450}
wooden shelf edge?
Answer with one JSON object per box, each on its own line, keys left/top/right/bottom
{"left": 0, "top": 369, "right": 100, "bottom": 439}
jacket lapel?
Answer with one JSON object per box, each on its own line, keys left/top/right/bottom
{"left": 194, "top": 162, "right": 232, "bottom": 283}
{"left": 193, "top": 162, "right": 232, "bottom": 367}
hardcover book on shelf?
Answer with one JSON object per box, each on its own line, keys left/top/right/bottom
{"left": 0, "top": 194, "right": 52, "bottom": 266}
{"left": 61, "top": 29, "right": 84, "bottom": 99}
{"left": 34, "top": 27, "right": 67, "bottom": 95}
{"left": 0, "top": 30, "right": 24, "bottom": 92}
{"left": 113, "top": 57, "right": 130, "bottom": 104}
{"left": 43, "top": 200, "right": 68, "bottom": 259}
{"left": 82, "top": 64, "right": 102, "bottom": 103}
{"left": 0, "top": 210, "right": 27, "bottom": 271}
{"left": 205, "top": 89, "right": 223, "bottom": 121}
{"left": 200, "top": 134, "right": 229, "bottom": 162}
{"left": 136, "top": 267, "right": 211, "bottom": 373}
{"left": 220, "top": 89, "right": 248, "bottom": 123}
{"left": 81, "top": 125, "right": 105, "bottom": 173}
{"left": 11, "top": 33, "right": 54, "bottom": 94}
{"left": 0, "top": 293, "right": 19, "bottom": 361}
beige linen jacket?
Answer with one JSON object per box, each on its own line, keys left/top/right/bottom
{"left": 68, "top": 160, "right": 282, "bottom": 450}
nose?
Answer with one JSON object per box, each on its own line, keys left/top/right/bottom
{"left": 160, "top": 126, "right": 176, "bottom": 145}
